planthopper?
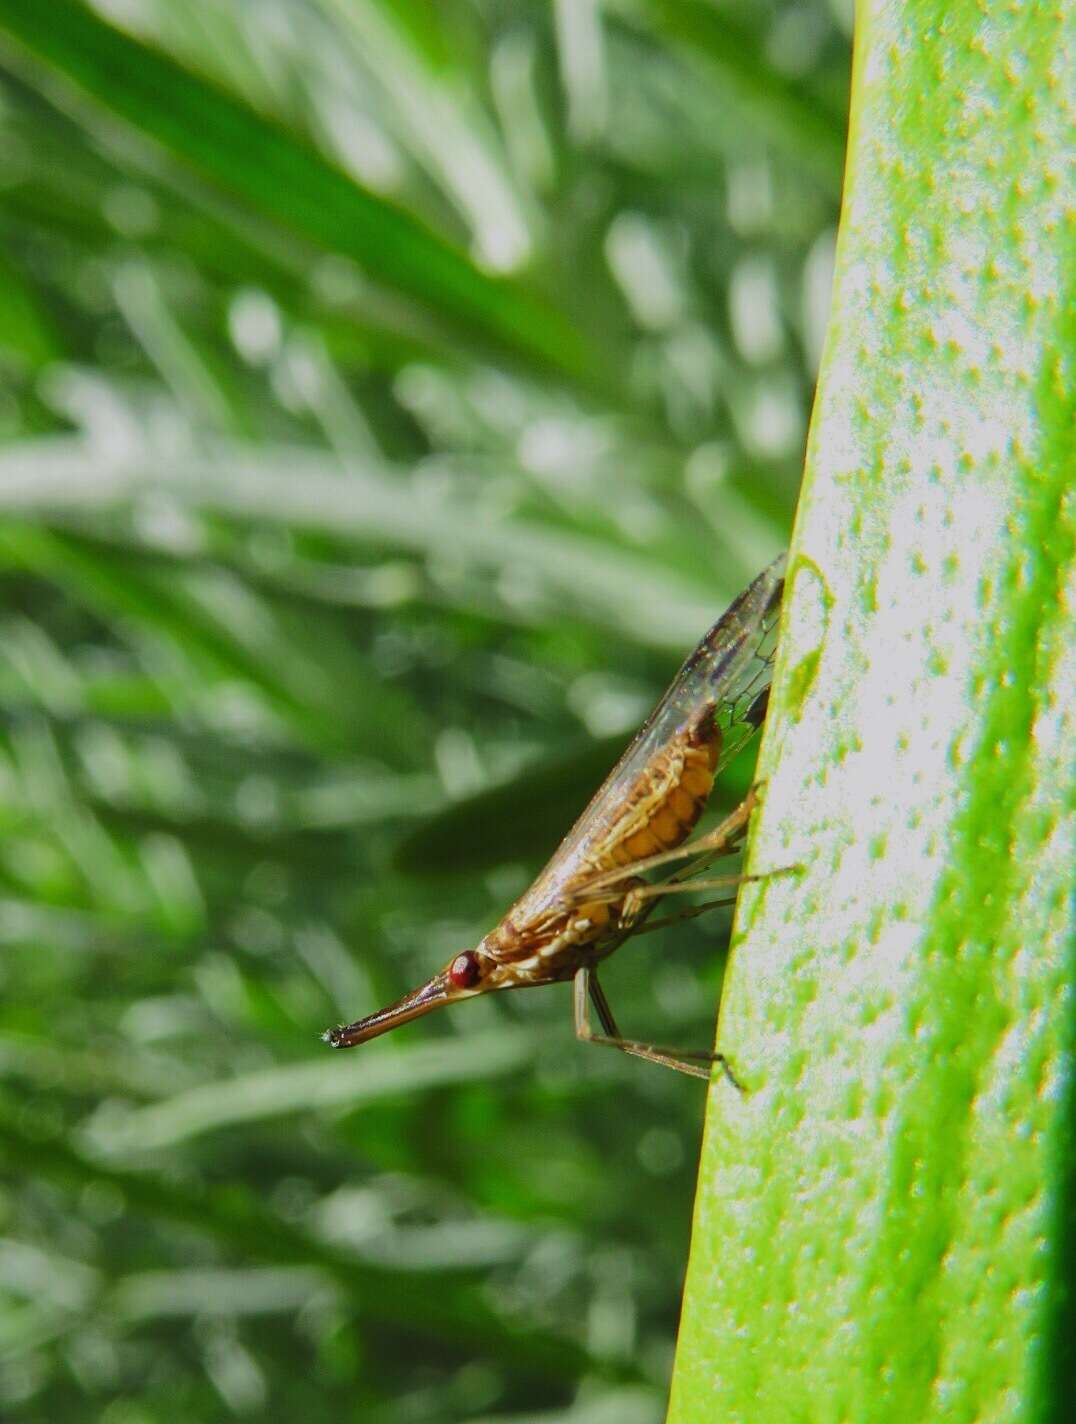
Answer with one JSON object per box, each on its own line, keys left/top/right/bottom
{"left": 324, "top": 556, "right": 786, "bottom": 1081}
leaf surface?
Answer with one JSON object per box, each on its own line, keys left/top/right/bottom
{"left": 669, "top": 2, "right": 1075, "bottom": 1419}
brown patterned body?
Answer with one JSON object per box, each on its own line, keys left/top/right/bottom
{"left": 479, "top": 712, "right": 722, "bottom": 980}
{"left": 323, "top": 555, "right": 784, "bottom": 1054}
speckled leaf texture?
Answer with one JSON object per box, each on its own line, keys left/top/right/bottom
{"left": 668, "top": 4, "right": 1074, "bottom": 1423}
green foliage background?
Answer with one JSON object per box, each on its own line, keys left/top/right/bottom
{"left": 0, "top": 2, "right": 850, "bottom": 1420}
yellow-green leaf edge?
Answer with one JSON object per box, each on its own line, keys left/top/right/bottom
{"left": 669, "top": 3, "right": 1074, "bottom": 1422}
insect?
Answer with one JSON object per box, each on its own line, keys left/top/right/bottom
{"left": 324, "top": 555, "right": 785, "bottom": 1081}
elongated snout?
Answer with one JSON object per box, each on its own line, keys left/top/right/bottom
{"left": 323, "top": 972, "right": 452, "bottom": 1048}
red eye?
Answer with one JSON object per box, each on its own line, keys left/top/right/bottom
{"left": 448, "top": 952, "right": 480, "bottom": 989}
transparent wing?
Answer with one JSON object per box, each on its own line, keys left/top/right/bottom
{"left": 520, "top": 554, "right": 786, "bottom": 902}
{"left": 612, "top": 552, "right": 784, "bottom": 786}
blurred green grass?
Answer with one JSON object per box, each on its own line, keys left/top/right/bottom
{"left": 0, "top": 1, "right": 847, "bottom": 1419}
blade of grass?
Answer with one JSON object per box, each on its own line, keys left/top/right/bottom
{"left": 633, "top": 0, "right": 846, "bottom": 192}
{"left": 0, "top": 244, "right": 61, "bottom": 368}
{"left": 0, "top": 0, "right": 606, "bottom": 391}
{"left": 0, "top": 1097, "right": 603, "bottom": 1382}
{"left": 669, "top": 2, "right": 1074, "bottom": 1419}
{"left": 316, "top": 0, "right": 535, "bottom": 273}
{"left": 0, "top": 523, "right": 427, "bottom": 757}
{"left": 0, "top": 440, "right": 726, "bottom": 650}
{"left": 81, "top": 1027, "right": 537, "bottom": 1154}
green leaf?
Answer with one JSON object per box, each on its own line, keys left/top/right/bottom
{"left": 81, "top": 1028, "right": 536, "bottom": 1153}
{"left": 0, "top": 523, "right": 409, "bottom": 755}
{"left": 0, "top": 0, "right": 604, "bottom": 389}
{"left": 0, "top": 243, "right": 61, "bottom": 369}
{"left": 0, "top": 1097, "right": 600, "bottom": 1382}
{"left": 637, "top": 0, "right": 847, "bottom": 192}
{"left": 0, "top": 438, "right": 722, "bottom": 650}
{"left": 670, "top": 3, "right": 1074, "bottom": 1421}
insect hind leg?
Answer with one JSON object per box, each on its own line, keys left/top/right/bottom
{"left": 621, "top": 866, "right": 791, "bottom": 918}
{"left": 619, "top": 893, "right": 739, "bottom": 937}
{"left": 568, "top": 789, "right": 761, "bottom": 906}
{"left": 572, "top": 967, "right": 743, "bottom": 1089}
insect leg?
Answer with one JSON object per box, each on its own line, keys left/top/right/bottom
{"left": 622, "top": 868, "right": 782, "bottom": 911}
{"left": 568, "top": 790, "right": 761, "bottom": 903}
{"left": 620, "top": 894, "right": 739, "bottom": 937}
{"left": 561, "top": 841, "right": 749, "bottom": 913}
{"left": 572, "top": 967, "right": 743, "bottom": 1089}
{"left": 621, "top": 856, "right": 802, "bottom": 921}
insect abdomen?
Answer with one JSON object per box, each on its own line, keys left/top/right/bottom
{"left": 608, "top": 715, "right": 721, "bottom": 865}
